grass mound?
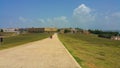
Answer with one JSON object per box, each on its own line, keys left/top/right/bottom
{"left": 58, "top": 33, "right": 120, "bottom": 68}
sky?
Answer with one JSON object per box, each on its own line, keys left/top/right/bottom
{"left": 0, "top": 0, "right": 120, "bottom": 30}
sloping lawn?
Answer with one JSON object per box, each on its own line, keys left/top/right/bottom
{"left": 58, "top": 33, "right": 120, "bottom": 68}
{"left": 0, "top": 33, "right": 49, "bottom": 50}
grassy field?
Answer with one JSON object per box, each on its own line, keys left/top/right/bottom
{"left": 0, "top": 32, "right": 17, "bottom": 37}
{"left": 0, "top": 33, "right": 50, "bottom": 50}
{"left": 58, "top": 33, "right": 120, "bottom": 68}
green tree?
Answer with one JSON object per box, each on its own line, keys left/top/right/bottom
{"left": 0, "top": 29, "right": 3, "bottom": 32}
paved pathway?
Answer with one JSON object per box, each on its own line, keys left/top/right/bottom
{"left": 0, "top": 33, "right": 81, "bottom": 68}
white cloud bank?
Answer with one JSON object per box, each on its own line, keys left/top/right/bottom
{"left": 72, "top": 4, "right": 96, "bottom": 29}
{"left": 37, "top": 16, "right": 69, "bottom": 27}
{"left": 72, "top": 4, "right": 120, "bottom": 30}
{"left": 73, "top": 4, "right": 95, "bottom": 23}
{"left": 73, "top": 4, "right": 91, "bottom": 15}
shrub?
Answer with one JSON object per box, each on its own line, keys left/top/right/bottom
{"left": 98, "top": 34, "right": 112, "bottom": 39}
{"left": 64, "top": 29, "right": 71, "bottom": 33}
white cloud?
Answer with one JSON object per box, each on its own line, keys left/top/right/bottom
{"left": 53, "top": 16, "right": 68, "bottom": 23}
{"left": 46, "top": 18, "right": 53, "bottom": 23}
{"left": 51, "top": 16, "right": 69, "bottom": 27}
{"left": 105, "top": 12, "right": 120, "bottom": 22}
{"left": 73, "top": 4, "right": 95, "bottom": 23}
{"left": 73, "top": 4, "right": 91, "bottom": 16}
{"left": 36, "top": 16, "right": 69, "bottom": 27}
{"left": 111, "top": 12, "right": 120, "bottom": 17}
{"left": 37, "top": 19, "right": 45, "bottom": 23}
{"left": 103, "top": 12, "right": 120, "bottom": 30}
{"left": 19, "top": 16, "right": 27, "bottom": 22}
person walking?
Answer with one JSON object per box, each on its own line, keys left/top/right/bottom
{"left": 50, "top": 35, "right": 52, "bottom": 39}
{"left": 0, "top": 36, "right": 3, "bottom": 45}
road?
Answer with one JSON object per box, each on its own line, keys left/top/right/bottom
{"left": 0, "top": 33, "right": 81, "bottom": 68}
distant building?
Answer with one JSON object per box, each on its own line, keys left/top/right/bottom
{"left": 59, "top": 28, "right": 78, "bottom": 34}
{"left": 71, "top": 28, "right": 78, "bottom": 34}
{"left": 18, "top": 28, "right": 27, "bottom": 34}
{"left": 27, "top": 28, "right": 44, "bottom": 33}
{"left": 44, "top": 28, "right": 57, "bottom": 32}
{"left": 59, "top": 29, "right": 65, "bottom": 34}
{"left": 111, "top": 36, "right": 120, "bottom": 40}
{"left": 82, "top": 30, "right": 90, "bottom": 34}
{"left": 27, "top": 28, "right": 57, "bottom": 33}
{"left": 2, "top": 28, "right": 19, "bottom": 32}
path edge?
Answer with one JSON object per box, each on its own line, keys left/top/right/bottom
{"left": 56, "top": 34, "right": 82, "bottom": 68}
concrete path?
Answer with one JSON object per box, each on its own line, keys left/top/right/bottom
{"left": 0, "top": 33, "right": 81, "bottom": 68}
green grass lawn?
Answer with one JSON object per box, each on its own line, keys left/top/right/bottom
{"left": 0, "top": 33, "right": 50, "bottom": 50}
{"left": 0, "top": 32, "right": 16, "bottom": 37}
{"left": 58, "top": 33, "right": 120, "bottom": 68}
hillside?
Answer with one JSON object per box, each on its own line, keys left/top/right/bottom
{"left": 58, "top": 33, "right": 120, "bottom": 68}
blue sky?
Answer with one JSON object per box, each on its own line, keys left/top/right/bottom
{"left": 0, "top": 0, "right": 120, "bottom": 30}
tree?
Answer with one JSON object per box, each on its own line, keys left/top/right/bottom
{"left": 64, "top": 29, "right": 71, "bottom": 33}
{"left": 0, "top": 29, "right": 3, "bottom": 32}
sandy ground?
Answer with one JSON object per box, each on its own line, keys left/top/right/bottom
{"left": 0, "top": 33, "right": 81, "bottom": 68}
